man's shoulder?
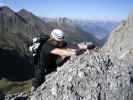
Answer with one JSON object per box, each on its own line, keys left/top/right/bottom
{"left": 41, "top": 42, "right": 57, "bottom": 54}
{"left": 42, "top": 41, "right": 55, "bottom": 48}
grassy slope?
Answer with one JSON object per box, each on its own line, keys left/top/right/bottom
{"left": 0, "top": 79, "right": 32, "bottom": 94}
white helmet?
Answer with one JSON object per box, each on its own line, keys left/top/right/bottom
{"left": 50, "top": 29, "right": 64, "bottom": 41}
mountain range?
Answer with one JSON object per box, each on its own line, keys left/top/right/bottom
{"left": 0, "top": 6, "right": 133, "bottom": 99}
{"left": 0, "top": 6, "right": 99, "bottom": 81}
{"left": 0, "top": 6, "right": 100, "bottom": 43}
{"left": 73, "top": 20, "right": 119, "bottom": 39}
{"left": 42, "top": 17, "right": 119, "bottom": 40}
{"left": 0, "top": 6, "right": 118, "bottom": 82}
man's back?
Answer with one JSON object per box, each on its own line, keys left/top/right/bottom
{"left": 39, "top": 41, "right": 59, "bottom": 73}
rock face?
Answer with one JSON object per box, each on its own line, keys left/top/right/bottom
{"left": 104, "top": 11, "right": 133, "bottom": 59}
{"left": 30, "top": 50, "right": 133, "bottom": 100}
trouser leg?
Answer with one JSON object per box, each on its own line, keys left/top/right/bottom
{"left": 32, "top": 64, "right": 46, "bottom": 88}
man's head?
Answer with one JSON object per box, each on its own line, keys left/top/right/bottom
{"left": 50, "top": 29, "right": 64, "bottom": 41}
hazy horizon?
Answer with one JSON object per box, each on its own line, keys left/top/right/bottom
{"left": 0, "top": 0, "right": 133, "bottom": 21}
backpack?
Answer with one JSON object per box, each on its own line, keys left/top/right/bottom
{"left": 29, "top": 35, "right": 49, "bottom": 64}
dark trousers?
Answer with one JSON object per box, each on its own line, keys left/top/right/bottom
{"left": 32, "top": 64, "right": 46, "bottom": 88}
{"left": 32, "top": 56, "right": 70, "bottom": 88}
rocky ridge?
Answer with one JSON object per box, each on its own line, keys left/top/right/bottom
{"left": 30, "top": 50, "right": 133, "bottom": 100}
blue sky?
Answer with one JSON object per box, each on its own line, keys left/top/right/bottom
{"left": 0, "top": 0, "right": 133, "bottom": 21}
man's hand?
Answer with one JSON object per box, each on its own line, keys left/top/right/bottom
{"left": 86, "top": 42, "right": 95, "bottom": 49}
{"left": 78, "top": 42, "right": 95, "bottom": 50}
{"left": 78, "top": 43, "right": 88, "bottom": 50}
{"left": 76, "top": 49, "right": 86, "bottom": 56}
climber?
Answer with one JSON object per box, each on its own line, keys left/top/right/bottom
{"left": 31, "top": 29, "right": 95, "bottom": 91}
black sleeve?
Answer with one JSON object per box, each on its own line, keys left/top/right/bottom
{"left": 42, "top": 43, "right": 56, "bottom": 55}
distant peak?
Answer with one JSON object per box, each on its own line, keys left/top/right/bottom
{"left": 18, "top": 9, "right": 33, "bottom": 15}
{"left": 57, "top": 17, "right": 73, "bottom": 24}
{"left": 19, "top": 9, "right": 29, "bottom": 13}
{"left": 0, "top": 6, "right": 15, "bottom": 16}
{"left": 58, "top": 17, "right": 71, "bottom": 21}
{"left": 0, "top": 6, "right": 14, "bottom": 13}
{"left": 0, "top": 6, "right": 9, "bottom": 9}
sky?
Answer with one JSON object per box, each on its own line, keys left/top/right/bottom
{"left": 0, "top": 0, "right": 133, "bottom": 21}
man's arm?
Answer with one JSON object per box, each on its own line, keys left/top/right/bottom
{"left": 51, "top": 42, "right": 95, "bottom": 57}
{"left": 66, "top": 42, "right": 89, "bottom": 50}
{"left": 51, "top": 48, "right": 77, "bottom": 57}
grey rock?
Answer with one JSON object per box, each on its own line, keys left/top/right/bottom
{"left": 30, "top": 50, "right": 133, "bottom": 100}
{"left": 104, "top": 11, "right": 133, "bottom": 59}
{"left": 5, "top": 92, "right": 29, "bottom": 100}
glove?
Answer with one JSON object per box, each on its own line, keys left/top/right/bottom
{"left": 75, "top": 49, "right": 86, "bottom": 56}
{"left": 87, "top": 43, "right": 96, "bottom": 49}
